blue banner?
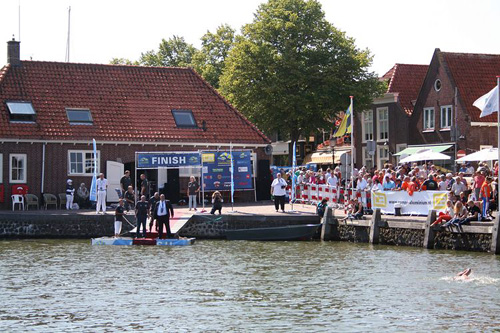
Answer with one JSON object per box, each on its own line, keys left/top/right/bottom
{"left": 137, "top": 152, "right": 201, "bottom": 168}
{"left": 202, "top": 151, "right": 253, "bottom": 191}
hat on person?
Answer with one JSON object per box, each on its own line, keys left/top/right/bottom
{"left": 80, "top": 182, "right": 85, "bottom": 186}
{"left": 446, "top": 173, "right": 453, "bottom": 177}
{"left": 67, "top": 179, "right": 72, "bottom": 184}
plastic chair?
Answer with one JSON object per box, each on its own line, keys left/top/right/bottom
{"left": 43, "top": 193, "right": 58, "bottom": 210}
{"left": 24, "top": 194, "right": 39, "bottom": 210}
{"left": 11, "top": 195, "right": 24, "bottom": 211}
{"left": 58, "top": 193, "right": 67, "bottom": 209}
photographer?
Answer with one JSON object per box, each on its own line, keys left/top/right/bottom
{"left": 271, "top": 173, "right": 288, "bottom": 213}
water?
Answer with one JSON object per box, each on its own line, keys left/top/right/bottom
{"left": 1, "top": 240, "right": 499, "bottom": 332}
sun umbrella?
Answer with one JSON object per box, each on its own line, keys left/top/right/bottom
{"left": 456, "top": 148, "right": 498, "bottom": 162}
{"left": 398, "top": 149, "right": 451, "bottom": 164}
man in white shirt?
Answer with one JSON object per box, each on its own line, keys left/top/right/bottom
{"left": 271, "top": 173, "right": 288, "bottom": 212}
{"left": 327, "top": 174, "right": 338, "bottom": 189}
{"left": 96, "top": 173, "right": 108, "bottom": 214}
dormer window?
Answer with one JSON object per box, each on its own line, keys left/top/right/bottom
{"left": 172, "top": 109, "right": 198, "bottom": 128}
{"left": 6, "top": 101, "right": 36, "bottom": 123}
{"left": 66, "top": 108, "right": 93, "bottom": 125}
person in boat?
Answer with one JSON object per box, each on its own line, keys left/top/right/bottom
{"left": 316, "top": 198, "right": 328, "bottom": 218}
{"left": 454, "top": 268, "right": 472, "bottom": 280}
{"left": 148, "top": 192, "right": 160, "bottom": 232}
{"left": 135, "top": 195, "right": 148, "bottom": 238}
{"left": 153, "top": 194, "right": 174, "bottom": 239}
{"left": 114, "top": 199, "right": 125, "bottom": 238}
{"left": 211, "top": 191, "right": 223, "bottom": 215}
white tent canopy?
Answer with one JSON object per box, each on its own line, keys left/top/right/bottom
{"left": 398, "top": 149, "right": 451, "bottom": 164}
{"left": 456, "top": 148, "right": 498, "bottom": 162}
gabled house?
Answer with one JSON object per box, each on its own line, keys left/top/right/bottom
{"left": 408, "top": 49, "right": 500, "bottom": 167}
{"left": 0, "top": 40, "right": 271, "bottom": 207}
{"left": 354, "top": 63, "right": 428, "bottom": 169}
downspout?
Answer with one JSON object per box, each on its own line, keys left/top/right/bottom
{"left": 454, "top": 87, "right": 458, "bottom": 172}
{"left": 41, "top": 142, "right": 46, "bottom": 194}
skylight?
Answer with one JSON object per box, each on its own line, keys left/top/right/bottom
{"left": 66, "top": 108, "right": 93, "bottom": 125}
{"left": 6, "top": 101, "right": 36, "bottom": 122}
{"left": 172, "top": 109, "right": 197, "bottom": 128}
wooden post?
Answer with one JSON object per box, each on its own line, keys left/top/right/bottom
{"left": 320, "top": 206, "right": 335, "bottom": 241}
{"left": 491, "top": 215, "right": 500, "bottom": 255}
{"left": 423, "top": 210, "right": 437, "bottom": 249}
{"left": 369, "top": 208, "right": 381, "bottom": 244}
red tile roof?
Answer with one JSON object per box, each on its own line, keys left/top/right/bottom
{"left": 382, "top": 64, "right": 429, "bottom": 115}
{"left": 442, "top": 52, "right": 500, "bottom": 122}
{"left": 0, "top": 61, "right": 270, "bottom": 144}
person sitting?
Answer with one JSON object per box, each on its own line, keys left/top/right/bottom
{"left": 211, "top": 191, "right": 223, "bottom": 215}
{"left": 445, "top": 200, "right": 481, "bottom": 227}
{"left": 76, "top": 182, "right": 90, "bottom": 209}
{"left": 316, "top": 199, "right": 328, "bottom": 218}
{"left": 432, "top": 200, "right": 454, "bottom": 226}
{"left": 442, "top": 201, "right": 468, "bottom": 228}
{"left": 123, "top": 185, "right": 135, "bottom": 212}
{"left": 340, "top": 198, "right": 363, "bottom": 222}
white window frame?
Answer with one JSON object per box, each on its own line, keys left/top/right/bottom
{"left": 362, "top": 147, "right": 374, "bottom": 169}
{"left": 423, "top": 107, "right": 435, "bottom": 131}
{"left": 395, "top": 144, "right": 407, "bottom": 163}
{"left": 0, "top": 154, "right": 3, "bottom": 184}
{"left": 376, "top": 107, "right": 389, "bottom": 142}
{"left": 377, "top": 146, "right": 389, "bottom": 169}
{"left": 440, "top": 105, "right": 452, "bottom": 130}
{"left": 68, "top": 150, "right": 100, "bottom": 176}
{"left": 361, "top": 110, "right": 373, "bottom": 143}
{"left": 9, "top": 153, "right": 27, "bottom": 183}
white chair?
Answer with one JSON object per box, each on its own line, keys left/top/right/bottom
{"left": 11, "top": 195, "right": 24, "bottom": 211}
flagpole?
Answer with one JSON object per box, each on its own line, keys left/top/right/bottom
{"left": 230, "top": 142, "right": 234, "bottom": 212}
{"left": 497, "top": 76, "right": 500, "bottom": 215}
{"left": 291, "top": 141, "right": 296, "bottom": 212}
{"left": 350, "top": 96, "right": 354, "bottom": 200}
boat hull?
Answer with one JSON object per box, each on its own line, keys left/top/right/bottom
{"left": 225, "top": 224, "right": 321, "bottom": 241}
{"left": 91, "top": 237, "right": 195, "bottom": 246}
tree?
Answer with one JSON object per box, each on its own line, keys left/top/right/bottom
{"left": 110, "top": 58, "right": 138, "bottom": 65}
{"left": 219, "top": 0, "right": 384, "bottom": 162}
{"left": 192, "top": 24, "right": 236, "bottom": 89}
{"left": 139, "top": 35, "right": 197, "bottom": 67}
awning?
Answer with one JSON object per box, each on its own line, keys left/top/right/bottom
{"left": 394, "top": 144, "right": 453, "bottom": 156}
{"left": 310, "top": 149, "right": 351, "bottom": 164}
{"left": 271, "top": 141, "right": 289, "bottom": 155}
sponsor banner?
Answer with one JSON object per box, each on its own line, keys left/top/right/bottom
{"left": 203, "top": 151, "right": 253, "bottom": 190}
{"left": 137, "top": 152, "right": 201, "bottom": 168}
{"left": 371, "top": 190, "right": 447, "bottom": 215}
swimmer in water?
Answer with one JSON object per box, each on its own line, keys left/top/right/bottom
{"left": 454, "top": 268, "right": 472, "bottom": 280}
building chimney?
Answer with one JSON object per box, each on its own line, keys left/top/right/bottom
{"left": 7, "top": 38, "right": 21, "bottom": 66}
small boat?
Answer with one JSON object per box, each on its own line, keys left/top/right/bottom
{"left": 225, "top": 224, "right": 321, "bottom": 241}
{"left": 91, "top": 237, "right": 195, "bottom": 246}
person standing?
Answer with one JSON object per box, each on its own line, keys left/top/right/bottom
{"left": 271, "top": 173, "right": 287, "bottom": 213}
{"left": 66, "top": 179, "right": 75, "bottom": 210}
{"left": 187, "top": 175, "right": 200, "bottom": 211}
{"left": 123, "top": 185, "right": 135, "bottom": 212}
{"left": 114, "top": 199, "right": 125, "bottom": 238}
{"left": 148, "top": 192, "right": 160, "bottom": 231}
{"left": 139, "top": 174, "right": 149, "bottom": 200}
{"left": 120, "top": 170, "right": 132, "bottom": 198}
{"left": 480, "top": 177, "right": 493, "bottom": 219}
{"left": 153, "top": 194, "right": 174, "bottom": 239}
{"left": 135, "top": 195, "right": 149, "bottom": 238}
{"left": 96, "top": 173, "right": 108, "bottom": 214}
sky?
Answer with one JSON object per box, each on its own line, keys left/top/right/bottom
{"left": 1, "top": 0, "right": 499, "bottom": 76}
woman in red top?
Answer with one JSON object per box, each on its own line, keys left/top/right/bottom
{"left": 473, "top": 171, "right": 485, "bottom": 201}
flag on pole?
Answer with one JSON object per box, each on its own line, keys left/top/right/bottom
{"left": 89, "top": 139, "right": 97, "bottom": 201}
{"left": 230, "top": 143, "right": 234, "bottom": 205}
{"left": 333, "top": 105, "right": 352, "bottom": 138}
{"left": 291, "top": 141, "right": 296, "bottom": 203}
{"left": 474, "top": 85, "right": 499, "bottom": 118}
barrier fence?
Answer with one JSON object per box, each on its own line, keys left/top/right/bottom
{"left": 287, "top": 184, "right": 372, "bottom": 210}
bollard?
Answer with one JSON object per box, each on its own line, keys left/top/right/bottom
{"left": 423, "top": 210, "right": 437, "bottom": 249}
{"left": 369, "top": 208, "right": 381, "bottom": 244}
{"left": 320, "top": 206, "right": 335, "bottom": 241}
{"left": 491, "top": 215, "right": 500, "bottom": 255}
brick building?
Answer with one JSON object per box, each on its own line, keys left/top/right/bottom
{"left": 354, "top": 63, "right": 428, "bottom": 168}
{"left": 408, "top": 49, "right": 500, "bottom": 166}
{"left": 0, "top": 40, "right": 271, "bottom": 208}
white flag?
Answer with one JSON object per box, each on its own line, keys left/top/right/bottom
{"left": 473, "top": 85, "right": 499, "bottom": 118}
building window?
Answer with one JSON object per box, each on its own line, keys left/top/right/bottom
{"left": 376, "top": 107, "right": 389, "bottom": 141}
{"left": 423, "top": 107, "right": 435, "bottom": 130}
{"left": 172, "top": 110, "right": 197, "bottom": 128}
{"left": 377, "top": 146, "right": 389, "bottom": 169}
{"left": 362, "top": 147, "right": 374, "bottom": 170}
{"left": 434, "top": 79, "right": 442, "bottom": 92}
{"left": 440, "top": 105, "right": 452, "bottom": 130}
{"left": 395, "top": 144, "right": 407, "bottom": 163}
{"left": 68, "top": 150, "right": 100, "bottom": 175}
{"left": 9, "top": 154, "right": 27, "bottom": 183}
{"left": 361, "top": 110, "right": 373, "bottom": 142}
{"left": 6, "top": 101, "right": 36, "bottom": 123}
{"left": 66, "top": 109, "right": 93, "bottom": 125}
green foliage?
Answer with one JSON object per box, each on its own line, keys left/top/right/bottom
{"left": 110, "top": 58, "right": 138, "bottom": 65}
{"left": 139, "top": 35, "right": 197, "bottom": 67}
{"left": 192, "top": 24, "right": 236, "bottom": 89}
{"left": 219, "top": 0, "right": 384, "bottom": 146}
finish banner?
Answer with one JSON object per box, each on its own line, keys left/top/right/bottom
{"left": 137, "top": 152, "right": 201, "bottom": 168}
{"left": 202, "top": 151, "right": 253, "bottom": 191}
{"left": 371, "top": 190, "right": 448, "bottom": 216}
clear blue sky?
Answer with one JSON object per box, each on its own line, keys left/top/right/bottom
{"left": 1, "top": 0, "right": 499, "bottom": 76}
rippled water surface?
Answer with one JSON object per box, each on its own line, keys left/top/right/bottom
{"left": 1, "top": 239, "right": 499, "bottom": 332}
